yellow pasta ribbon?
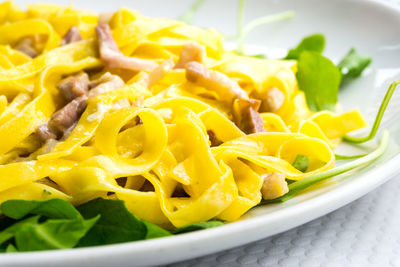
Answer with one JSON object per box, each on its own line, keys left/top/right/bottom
{"left": 0, "top": 4, "right": 371, "bottom": 228}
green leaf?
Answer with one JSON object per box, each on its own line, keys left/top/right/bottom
{"left": 76, "top": 198, "right": 146, "bottom": 247}
{"left": 0, "top": 216, "right": 39, "bottom": 244}
{"left": 296, "top": 51, "right": 342, "bottom": 111}
{"left": 1, "top": 199, "right": 81, "bottom": 220}
{"left": 0, "top": 216, "right": 17, "bottom": 231}
{"left": 14, "top": 216, "right": 99, "bottom": 251}
{"left": 285, "top": 33, "right": 325, "bottom": 60}
{"left": 142, "top": 220, "right": 171, "bottom": 239}
{"left": 5, "top": 244, "right": 17, "bottom": 253}
{"left": 292, "top": 155, "right": 309, "bottom": 172}
{"left": 338, "top": 48, "right": 372, "bottom": 85}
{"left": 173, "top": 220, "right": 224, "bottom": 234}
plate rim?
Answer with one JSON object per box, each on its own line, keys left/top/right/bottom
{"left": 0, "top": 0, "right": 400, "bottom": 265}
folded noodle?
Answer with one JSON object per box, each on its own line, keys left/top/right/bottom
{"left": 0, "top": 2, "right": 368, "bottom": 228}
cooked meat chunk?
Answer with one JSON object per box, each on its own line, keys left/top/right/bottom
{"left": 36, "top": 124, "right": 57, "bottom": 141}
{"left": 88, "top": 72, "right": 125, "bottom": 98}
{"left": 207, "top": 130, "right": 223, "bottom": 147}
{"left": 48, "top": 95, "right": 88, "bottom": 137}
{"left": 259, "top": 87, "right": 285, "bottom": 112}
{"left": 57, "top": 72, "right": 89, "bottom": 102}
{"left": 233, "top": 98, "right": 265, "bottom": 134}
{"left": 175, "top": 42, "right": 206, "bottom": 69}
{"left": 61, "top": 26, "right": 83, "bottom": 45}
{"left": 96, "top": 24, "right": 158, "bottom": 72}
{"left": 147, "top": 58, "right": 174, "bottom": 87}
{"left": 261, "top": 172, "right": 289, "bottom": 200}
{"left": 185, "top": 61, "right": 248, "bottom": 104}
{"left": 185, "top": 62, "right": 265, "bottom": 134}
{"left": 15, "top": 37, "right": 37, "bottom": 58}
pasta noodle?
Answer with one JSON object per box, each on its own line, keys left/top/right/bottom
{"left": 0, "top": 2, "right": 368, "bottom": 228}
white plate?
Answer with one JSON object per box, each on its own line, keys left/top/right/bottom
{"left": 2, "top": 0, "right": 400, "bottom": 266}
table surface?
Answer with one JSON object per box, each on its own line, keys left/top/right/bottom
{"left": 169, "top": 176, "right": 400, "bottom": 267}
{"left": 168, "top": 0, "right": 400, "bottom": 264}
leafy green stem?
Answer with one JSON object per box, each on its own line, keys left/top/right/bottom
{"left": 344, "top": 80, "right": 400, "bottom": 143}
{"left": 237, "top": 11, "right": 295, "bottom": 53}
{"left": 236, "top": 0, "right": 246, "bottom": 51}
{"left": 262, "top": 130, "right": 389, "bottom": 204}
{"left": 335, "top": 153, "right": 367, "bottom": 160}
{"left": 179, "top": 0, "right": 206, "bottom": 24}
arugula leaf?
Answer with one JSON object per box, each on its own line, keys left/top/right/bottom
{"left": 0, "top": 199, "right": 98, "bottom": 252}
{"left": 0, "top": 198, "right": 225, "bottom": 253}
{"left": 5, "top": 244, "right": 17, "bottom": 252}
{"left": 338, "top": 48, "right": 372, "bottom": 85}
{"left": 142, "top": 220, "right": 171, "bottom": 239}
{"left": 0, "top": 216, "right": 18, "bottom": 231}
{"left": 0, "top": 216, "right": 39, "bottom": 244}
{"left": 77, "top": 198, "right": 146, "bottom": 246}
{"left": 296, "top": 51, "right": 342, "bottom": 111}
{"left": 1, "top": 199, "right": 81, "bottom": 220}
{"left": 292, "top": 155, "right": 309, "bottom": 172}
{"left": 173, "top": 220, "right": 223, "bottom": 234}
{"left": 15, "top": 216, "right": 99, "bottom": 251}
{"left": 285, "top": 33, "right": 325, "bottom": 60}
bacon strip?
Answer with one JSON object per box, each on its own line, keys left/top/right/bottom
{"left": 261, "top": 172, "right": 289, "bottom": 200}
{"left": 186, "top": 62, "right": 265, "bottom": 134}
{"left": 57, "top": 72, "right": 89, "bottom": 102}
{"left": 15, "top": 37, "right": 38, "bottom": 58}
{"left": 259, "top": 87, "right": 285, "bottom": 112}
{"left": 37, "top": 71, "right": 125, "bottom": 142}
{"left": 96, "top": 24, "right": 158, "bottom": 72}
{"left": 175, "top": 42, "right": 205, "bottom": 69}
{"left": 61, "top": 26, "right": 83, "bottom": 46}
{"left": 233, "top": 98, "right": 265, "bottom": 134}
{"left": 147, "top": 58, "right": 175, "bottom": 87}
{"left": 185, "top": 61, "right": 248, "bottom": 103}
{"left": 47, "top": 95, "right": 88, "bottom": 137}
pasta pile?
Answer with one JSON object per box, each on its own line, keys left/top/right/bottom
{"left": 0, "top": 2, "right": 367, "bottom": 228}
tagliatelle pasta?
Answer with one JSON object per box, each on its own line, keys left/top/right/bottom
{"left": 0, "top": 2, "right": 369, "bottom": 228}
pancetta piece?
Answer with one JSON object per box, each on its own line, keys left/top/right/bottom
{"left": 175, "top": 42, "right": 205, "bottom": 69}
{"left": 96, "top": 24, "right": 158, "bottom": 72}
{"left": 61, "top": 26, "right": 83, "bottom": 45}
{"left": 15, "top": 37, "right": 38, "bottom": 58}
{"left": 57, "top": 72, "right": 89, "bottom": 102}
{"left": 185, "top": 61, "right": 248, "bottom": 103}
{"left": 261, "top": 172, "right": 289, "bottom": 200}
{"left": 233, "top": 98, "right": 265, "bottom": 134}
